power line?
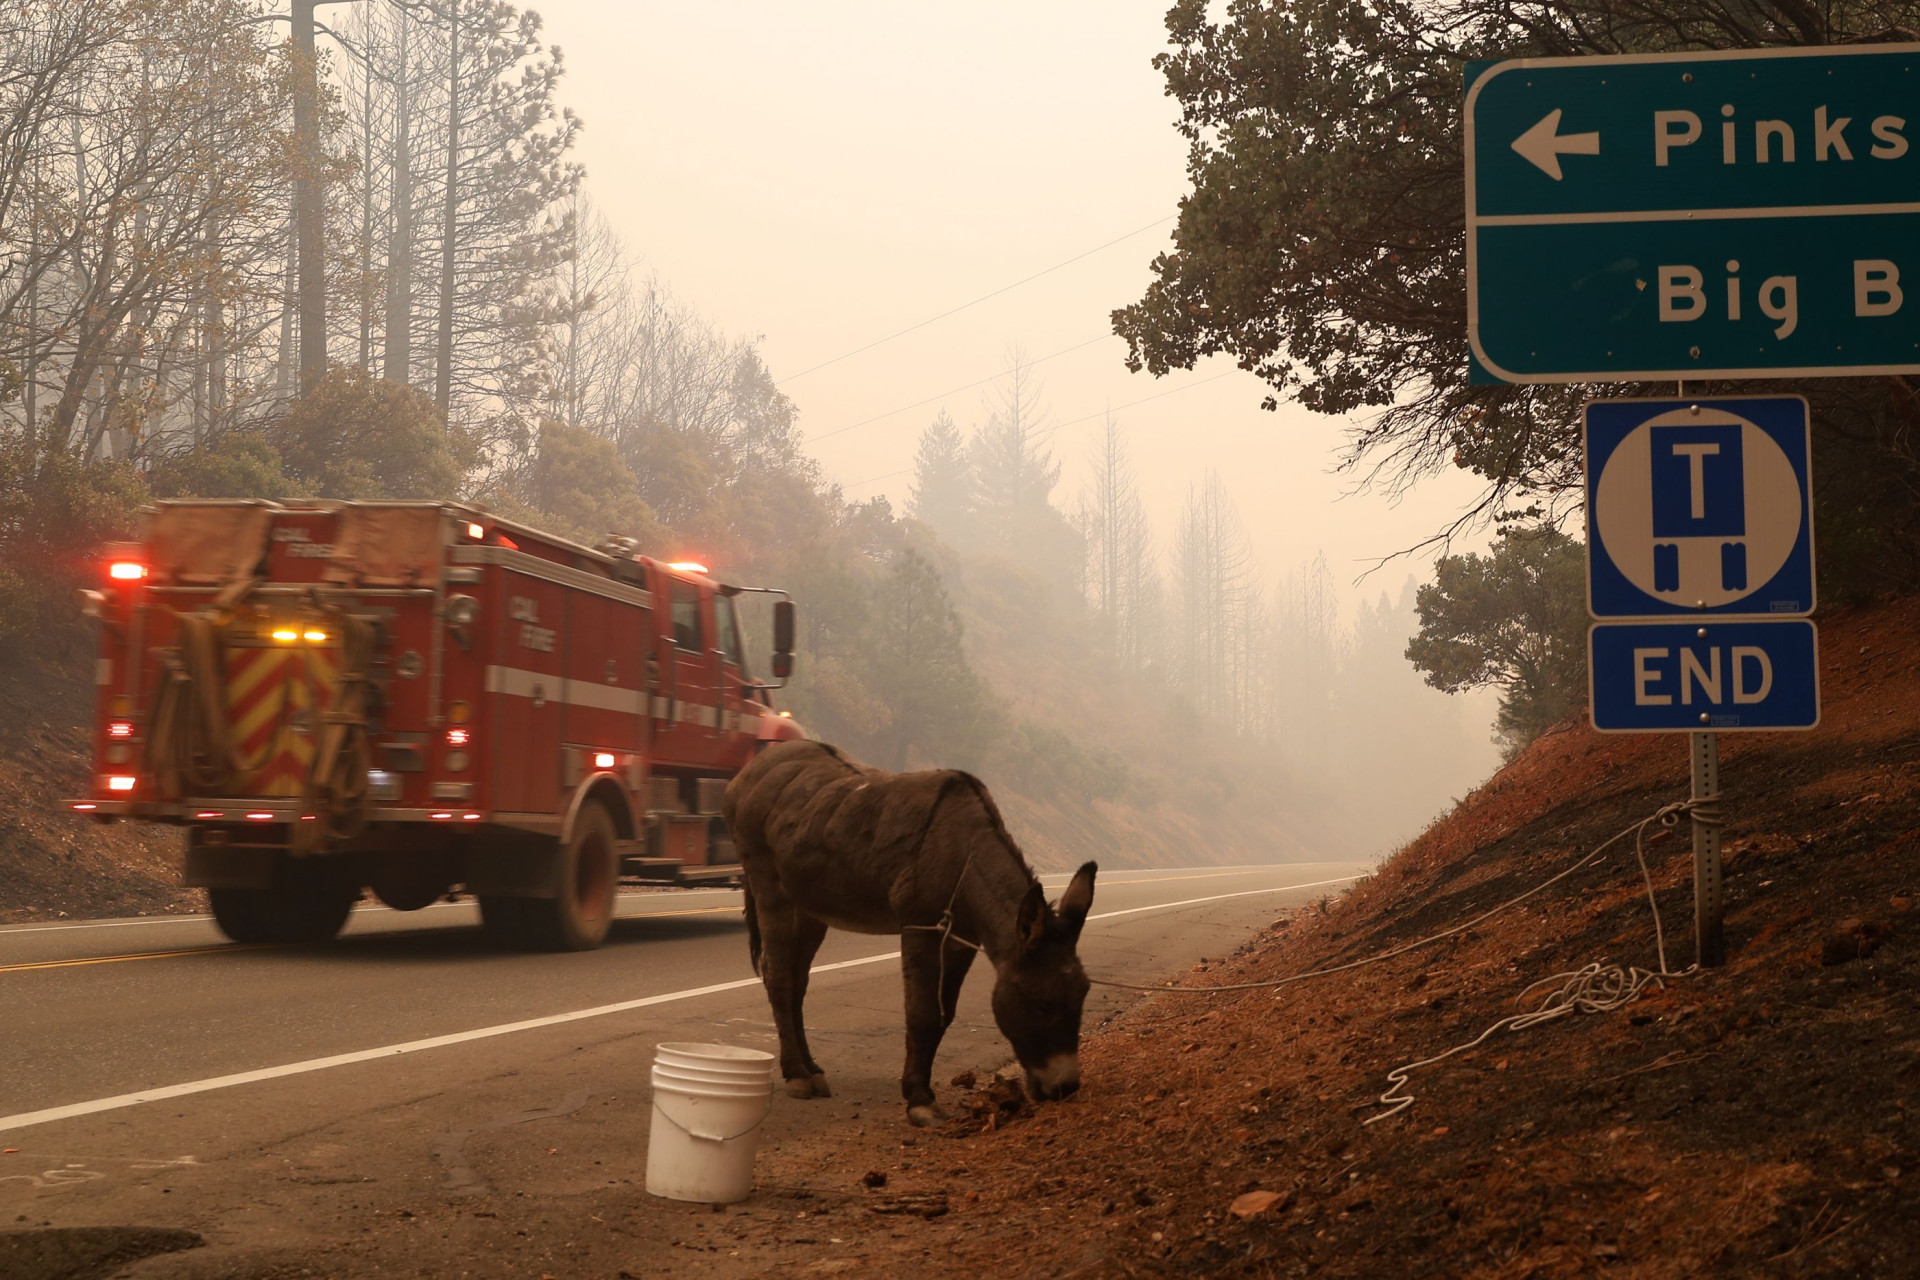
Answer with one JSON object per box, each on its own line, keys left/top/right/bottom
{"left": 807, "top": 333, "right": 1113, "bottom": 446}
{"left": 775, "top": 215, "right": 1174, "bottom": 386}
{"left": 1045, "top": 369, "right": 1235, "bottom": 434}
{"left": 836, "top": 369, "right": 1238, "bottom": 492}
{"left": 841, "top": 467, "right": 912, "bottom": 491}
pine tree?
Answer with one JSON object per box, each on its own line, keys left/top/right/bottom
{"left": 908, "top": 410, "right": 974, "bottom": 545}
{"left": 968, "top": 349, "right": 1080, "bottom": 586}
{"left": 869, "top": 550, "right": 996, "bottom": 770}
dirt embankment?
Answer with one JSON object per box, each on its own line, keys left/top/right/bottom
{"left": 0, "top": 647, "right": 195, "bottom": 922}
{"left": 800, "top": 596, "right": 1920, "bottom": 1276}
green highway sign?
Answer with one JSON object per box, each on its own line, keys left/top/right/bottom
{"left": 1467, "top": 44, "right": 1920, "bottom": 383}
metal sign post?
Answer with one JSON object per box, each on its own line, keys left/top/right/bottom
{"left": 1690, "top": 730, "right": 1723, "bottom": 968}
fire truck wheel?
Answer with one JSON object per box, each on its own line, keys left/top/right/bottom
{"left": 207, "top": 866, "right": 358, "bottom": 946}
{"left": 207, "top": 887, "right": 276, "bottom": 944}
{"left": 478, "top": 894, "right": 531, "bottom": 949}
{"left": 523, "top": 803, "right": 620, "bottom": 952}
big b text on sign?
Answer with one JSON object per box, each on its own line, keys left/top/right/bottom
{"left": 1468, "top": 44, "right": 1920, "bottom": 382}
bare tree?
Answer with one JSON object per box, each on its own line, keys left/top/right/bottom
{"left": 2, "top": 0, "right": 293, "bottom": 463}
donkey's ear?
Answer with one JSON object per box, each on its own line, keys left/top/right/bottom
{"left": 1057, "top": 861, "right": 1097, "bottom": 941}
{"left": 1016, "top": 881, "right": 1049, "bottom": 951}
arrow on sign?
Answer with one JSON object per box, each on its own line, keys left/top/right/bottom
{"left": 1511, "top": 109, "right": 1600, "bottom": 180}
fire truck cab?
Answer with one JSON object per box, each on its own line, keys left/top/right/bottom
{"left": 70, "top": 499, "right": 806, "bottom": 951}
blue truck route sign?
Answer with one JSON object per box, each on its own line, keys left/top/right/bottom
{"left": 1467, "top": 45, "right": 1920, "bottom": 383}
{"left": 1585, "top": 396, "right": 1814, "bottom": 619}
{"left": 1589, "top": 619, "right": 1819, "bottom": 732}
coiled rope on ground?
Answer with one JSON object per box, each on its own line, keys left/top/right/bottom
{"left": 1080, "top": 798, "right": 1720, "bottom": 1123}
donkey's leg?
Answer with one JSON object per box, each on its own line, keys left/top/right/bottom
{"left": 753, "top": 895, "right": 824, "bottom": 1099}
{"left": 785, "top": 912, "right": 833, "bottom": 1098}
{"left": 899, "top": 932, "right": 977, "bottom": 1127}
{"left": 938, "top": 940, "right": 977, "bottom": 1033}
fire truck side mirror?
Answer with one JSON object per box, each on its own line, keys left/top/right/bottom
{"left": 772, "top": 600, "right": 795, "bottom": 682}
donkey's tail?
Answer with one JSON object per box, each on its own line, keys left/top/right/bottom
{"left": 743, "top": 879, "right": 763, "bottom": 978}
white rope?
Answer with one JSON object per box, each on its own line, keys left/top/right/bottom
{"left": 1363, "top": 799, "right": 1709, "bottom": 1124}
{"left": 1072, "top": 796, "right": 1718, "bottom": 1124}
{"left": 1089, "top": 799, "right": 1706, "bottom": 996}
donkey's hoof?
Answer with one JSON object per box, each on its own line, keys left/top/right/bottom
{"left": 809, "top": 1073, "right": 832, "bottom": 1099}
{"left": 785, "top": 1076, "right": 820, "bottom": 1100}
{"left": 905, "top": 1102, "right": 949, "bottom": 1128}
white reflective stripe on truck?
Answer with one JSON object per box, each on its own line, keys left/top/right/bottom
{"left": 483, "top": 665, "right": 646, "bottom": 715}
{"left": 648, "top": 696, "right": 725, "bottom": 729}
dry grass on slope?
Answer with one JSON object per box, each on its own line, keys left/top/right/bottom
{"left": 855, "top": 597, "right": 1920, "bottom": 1278}
{"left": 0, "top": 648, "right": 194, "bottom": 923}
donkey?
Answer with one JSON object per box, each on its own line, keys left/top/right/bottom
{"left": 722, "top": 739, "right": 1097, "bottom": 1126}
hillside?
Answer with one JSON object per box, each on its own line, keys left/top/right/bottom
{"left": 0, "top": 648, "right": 195, "bottom": 923}
{"left": 801, "top": 594, "right": 1919, "bottom": 1276}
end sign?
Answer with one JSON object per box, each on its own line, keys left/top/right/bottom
{"left": 1583, "top": 396, "right": 1820, "bottom": 732}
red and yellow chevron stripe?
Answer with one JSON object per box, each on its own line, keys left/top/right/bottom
{"left": 223, "top": 643, "right": 339, "bottom": 797}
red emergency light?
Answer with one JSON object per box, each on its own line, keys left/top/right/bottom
{"left": 108, "top": 561, "right": 146, "bottom": 581}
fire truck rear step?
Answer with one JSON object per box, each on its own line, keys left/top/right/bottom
{"left": 619, "top": 854, "right": 744, "bottom": 886}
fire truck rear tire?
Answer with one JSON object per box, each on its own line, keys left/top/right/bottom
{"left": 207, "top": 865, "right": 358, "bottom": 946}
{"left": 521, "top": 804, "right": 620, "bottom": 952}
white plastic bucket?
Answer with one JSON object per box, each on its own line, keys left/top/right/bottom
{"left": 655, "top": 1042, "right": 778, "bottom": 1080}
{"left": 645, "top": 1043, "right": 776, "bottom": 1204}
{"left": 649, "top": 1066, "right": 777, "bottom": 1100}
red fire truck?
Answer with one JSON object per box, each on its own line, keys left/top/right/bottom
{"left": 69, "top": 499, "right": 805, "bottom": 950}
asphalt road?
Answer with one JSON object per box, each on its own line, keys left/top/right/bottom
{"left": 0, "top": 861, "right": 1367, "bottom": 1273}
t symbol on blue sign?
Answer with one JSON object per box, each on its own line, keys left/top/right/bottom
{"left": 1651, "top": 425, "right": 1745, "bottom": 537}
{"left": 1650, "top": 424, "right": 1746, "bottom": 595}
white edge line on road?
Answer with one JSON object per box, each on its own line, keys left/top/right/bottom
{"left": 1088, "top": 876, "right": 1363, "bottom": 922}
{"left": 0, "top": 875, "right": 1363, "bottom": 1134}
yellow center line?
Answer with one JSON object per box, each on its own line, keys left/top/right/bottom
{"left": 0, "top": 944, "right": 272, "bottom": 974}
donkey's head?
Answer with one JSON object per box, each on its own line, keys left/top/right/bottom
{"left": 991, "top": 862, "right": 1097, "bottom": 1102}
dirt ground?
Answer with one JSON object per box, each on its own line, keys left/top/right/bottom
{"left": 0, "top": 647, "right": 197, "bottom": 923}
{"left": 8, "top": 599, "right": 1919, "bottom": 1277}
